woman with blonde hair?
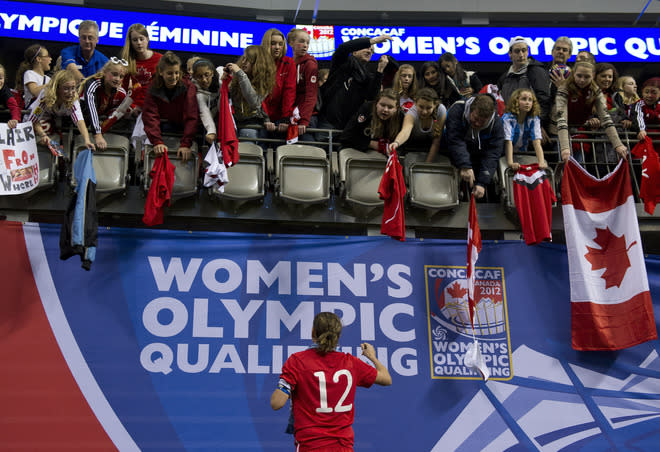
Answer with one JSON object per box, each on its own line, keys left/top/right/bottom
{"left": 26, "top": 69, "right": 94, "bottom": 150}
{"left": 120, "top": 23, "right": 163, "bottom": 112}
{"left": 271, "top": 312, "right": 391, "bottom": 451}
{"left": 223, "top": 45, "right": 276, "bottom": 140}
{"left": 260, "top": 28, "right": 296, "bottom": 133}
{"left": 392, "top": 64, "right": 418, "bottom": 113}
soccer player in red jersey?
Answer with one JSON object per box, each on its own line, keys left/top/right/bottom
{"left": 270, "top": 312, "right": 392, "bottom": 452}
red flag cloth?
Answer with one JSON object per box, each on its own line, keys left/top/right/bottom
{"left": 467, "top": 194, "right": 482, "bottom": 327}
{"left": 561, "top": 157, "right": 657, "bottom": 351}
{"left": 143, "top": 152, "right": 175, "bottom": 227}
{"left": 631, "top": 136, "right": 660, "bottom": 215}
{"left": 513, "top": 164, "right": 557, "bottom": 245}
{"left": 219, "top": 77, "right": 239, "bottom": 167}
{"left": 378, "top": 150, "right": 406, "bottom": 241}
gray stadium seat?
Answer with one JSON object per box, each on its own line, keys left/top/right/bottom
{"left": 35, "top": 141, "right": 58, "bottom": 193}
{"left": 71, "top": 134, "right": 129, "bottom": 195}
{"left": 274, "top": 144, "right": 330, "bottom": 205}
{"left": 405, "top": 153, "right": 459, "bottom": 215}
{"left": 339, "top": 148, "right": 387, "bottom": 217}
{"left": 210, "top": 142, "right": 265, "bottom": 207}
{"left": 144, "top": 137, "right": 199, "bottom": 201}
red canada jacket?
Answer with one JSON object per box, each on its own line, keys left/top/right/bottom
{"left": 263, "top": 56, "right": 296, "bottom": 123}
{"left": 294, "top": 53, "right": 318, "bottom": 127}
{"left": 142, "top": 78, "right": 199, "bottom": 148}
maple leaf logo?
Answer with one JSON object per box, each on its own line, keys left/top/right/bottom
{"left": 447, "top": 282, "right": 468, "bottom": 299}
{"left": 584, "top": 227, "right": 637, "bottom": 289}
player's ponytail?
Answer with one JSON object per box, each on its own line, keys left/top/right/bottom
{"left": 313, "top": 312, "right": 342, "bottom": 354}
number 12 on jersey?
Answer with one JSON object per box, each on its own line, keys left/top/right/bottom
{"left": 314, "top": 370, "right": 353, "bottom": 413}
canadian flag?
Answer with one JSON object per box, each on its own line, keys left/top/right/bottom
{"left": 467, "top": 194, "right": 482, "bottom": 326}
{"left": 562, "top": 157, "right": 657, "bottom": 351}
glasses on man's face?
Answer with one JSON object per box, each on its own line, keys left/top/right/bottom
{"left": 110, "top": 56, "right": 129, "bottom": 66}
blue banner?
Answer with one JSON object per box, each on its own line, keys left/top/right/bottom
{"left": 1, "top": 0, "right": 659, "bottom": 62}
{"left": 2, "top": 222, "right": 659, "bottom": 451}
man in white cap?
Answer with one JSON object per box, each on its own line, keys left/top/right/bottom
{"left": 497, "top": 36, "right": 551, "bottom": 136}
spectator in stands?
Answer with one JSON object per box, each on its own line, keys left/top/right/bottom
{"left": 547, "top": 37, "right": 573, "bottom": 95}
{"left": 0, "top": 64, "right": 20, "bottom": 128}
{"left": 286, "top": 28, "right": 318, "bottom": 141}
{"left": 502, "top": 88, "right": 547, "bottom": 170}
{"left": 594, "top": 63, "right": 618, "bottom": 111}
{"left": 614, "top": 75, "right": 640, "bottom": 130}
{"left": 551, "top": 61, "right": 626, "bottom": 162}
{"left": 222, "top": 45, "right": 275, "bottom": 140}
{"left": 319, "top": 34, "right": 391, "bottom": 131}
{"left": 497, "top": 37, "right": 551, "bottom": 135}
{"left": 79, "top": 58, "right": 128, "bottom": 150}
{"left": 340, "top": 88, "right": 403, "bottom": 153}
{"left": 419, "top": 61, "right": 446, "bottom": 104}
{"left": 61, "top": 20, "right": 109, "bottom": 83}
{"left": 15, "top": 43, "right": 52, "bottom": 108}
{"left": 121, "top": 24, "right": 163, "bottom": 113}
{"left": 575, "top": 51, "right": 596, "bottom": 65}
{"left": 261, "top": 29, "right": 297, "bottom": 135}
{"left": 389, "top": 87, "right": 446, "bottom": 162}
{"left": 26, "top": 69, "right": 94, "bottom": 150}
{"left": 392, "top": 64, "right": 417, "bottom": 113}
{"left": 446, "top": 93, "right": 504, "bottom": 199}
{"left": 142, "top": 52, "right": 199, "bottom": 162}
{"left": 439, "top": 52, "right": 483, "bottom": 108}
{"left": 186, "top": 56, "right": 201, "bottom": 77}
{"left": 635, "top": 77, "right": 660, "bottom": 141}
{"left": 191, "top": 59, "right": 220, "bottom": 144}
{"left": 318, "top": 68, "right": 329, "bottom": 87}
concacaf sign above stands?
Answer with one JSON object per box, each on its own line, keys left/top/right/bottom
{"left": 0, "top": 0, "right": 659, "bottom": 62}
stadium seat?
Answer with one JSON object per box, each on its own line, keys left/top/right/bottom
{"left": 34, "top": 141, "right": 58, "bottom": 193}
{"left": 339, "top": 148, "right": 387, "bottom": 217}
{"left": 71, "top": 134, "right": 129, "bottom": 195}
{"left": 143, "top": 136, "right": 199, "bottom": 201}
{"left": 274, "top": 144, "right": 330, "bottom": 205}
{"left": 405, "top": 153, "right": 459, "bottom": 216}
{"left": 210, "top": 142, "right": 266, "bottom": 208}
{"left": 498, "top": 155, "right": 555, "bottom": 210}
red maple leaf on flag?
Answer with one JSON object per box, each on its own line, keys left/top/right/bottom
{"left": 584, "top": 227, "right": 637, "bottom": 289}
{"left": 447, "top": 281, "right": 468, "bottom": 299}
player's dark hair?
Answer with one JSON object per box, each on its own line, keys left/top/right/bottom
{"left": 313, "top": 312, "right": 342, "bottom": 354}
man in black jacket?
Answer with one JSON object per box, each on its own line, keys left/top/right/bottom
{"left": 446, "top": 94, "right": 504, "bottom": 199}
{"left": 319, "top": 34, "right": 391, "bottom": 131}
{"left": 497, "top": 36, "right": 551, "bottom": 134}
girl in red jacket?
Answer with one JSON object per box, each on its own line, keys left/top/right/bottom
{"left": 121, "top": 23, "right": 163, "bottom": 113}
{"left": 0, "top": 64, "right": 20, "bottom": 128}
{"left": 261, "top": 28, "right": 296, "bottom": 134}
{"left": 142, "top": 51, "right": 199, "bottom": 162}
{"left": 287, "top": 28, "right": 319, "bottom": 140}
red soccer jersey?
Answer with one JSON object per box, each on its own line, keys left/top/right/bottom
{"left": 513, "top": 164, "right": 557, "bottom": 245}
{"left": 280, "top": 349, "right": 377, "bottom": 451}
{"left": 122, "top": 52, "right": 163, "bottom": 109}
{"left": 378, "top": 150, "right": 406, "bottom": 241}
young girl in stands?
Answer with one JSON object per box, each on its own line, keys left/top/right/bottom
{"left": 15, "top": 43, "right": 52, "bottom": 108}
{"left": 502, "top": 88, "right": 547, "bottom": 170}
{"left": 439, "top": 52, "right": 483, "bottom": 108}
{"left": 287, "top": 28, "right": 318, "bottom": 139}
{"left": 392, "top": 64, "right": 417, "bottom": 113}
{"left": 0, "top": 64, "right": 20, "bottom": 128}
{"left": 340, "top": 88, "right": 403, "bottom": 152}
{"left": 271, "top": 311, "right": 391, "bottom": 452}
{"left": 79, "top": 58, "right": 128, "bottom": 150}
{"left": 389, "top": 87, "right": 446, "bottom": 161}
{"left": 191, "top": 59, "right": 220, "bottom": 145}
{"left": 551, "top": 61, "right": 626, "bottom": 162}
{"left": 222, "top": 45, "right": 275, "bottom": 140}
{"left": 419, "top": 61, "right": 445, "bottom": 105}
{"left": 261, "top": 29, "right": 296, "bottom": 134}
{"left": 26, "top": 69, "right": 94, "bottom": 150}
{"left": 142, "top": 51, "right": 199, "bottom": 162}
{"left": 613, "top": 75, "right": 640, "bottom": 130}
{"left": 635, "top": 77, "right": 660, "bottom": 142}
{"left": 121, "top": 23, "right": 163, "bottom": 113}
